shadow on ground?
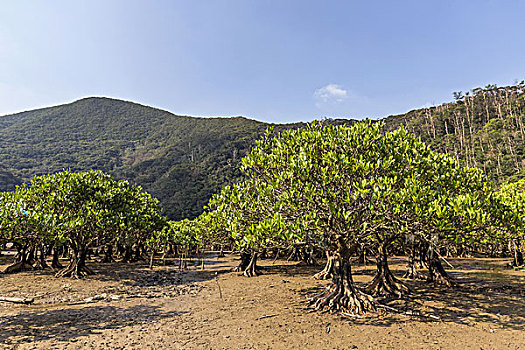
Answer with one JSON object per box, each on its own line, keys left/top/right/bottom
{"left": 0, "top": 305, "right": 186, "bottom": 346}
{"left": 276, "top": 256, "right": 525, "bottom": 330}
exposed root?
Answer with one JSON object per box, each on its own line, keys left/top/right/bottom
{"left": 32, "top": 258, "right": 49, "bottom": 270}
{"left": 242, "top": 253, "right": 260, "bottom": 277}
{"left": 55, "top": 260, "right": 94, "bottom": 278}
{"left": 428, "top": 257, "right": 457, "bottom": 287}
{"left": 308, "top": 281, "right": 376, "bottom": 315}
{"left": 365, "top": 272, "right": 411, "bottom": 298}
{"left": 3, "top": 261, "right": 34, "bottom": 274}
{"left": 365, "top": 243, "right": 411, "bottom": 298}
{"left": 428, "top": 272, "right": 457, "bottom": 287}
{"left": 309, "top": 255, "right": 376, "bottom": 315}
{"left": 233, "top": 251, "right": 251, "bottom": 273}
{"left": 403, "top": 267, "right": 426, "bottom": 280}
{"left": 403, "top": 253, "right": 426, "bottom": 280}
{"left": 313, "top": 253, "right": 336, "bottom": 280}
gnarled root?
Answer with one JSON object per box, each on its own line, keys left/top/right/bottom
{"left": 242, "top": 252, "right": 260, "bottom": 277}
{"left": 428, "top": 257, "right": 456, "bottom": 287}
{"left": 55, "top": 251, "right": 94, "bottom": 279}
{"left": 403, "top": 251, "right": 426, "bottom": 280}
{"left": 309, "top": 279, "right": 376, "bottom": 315}
{"left": 55, "top": 261, "right": 94, "bottom": 278}
{"left": 3, "top": 261, "right": 34, "bottom": 274}
{"left": 365, "top": 270, "right": 411, "bottom": 298}
{"left": 309, "top": 258, "right": 376, "bottom": 315}
{"left": 233, "top": 251, "right": 251, "bottom": 272}
{"left": 313, "top": 253, "right": 336, "bottom": 280}
{"left": 365, "top": 243, "right": 411, "bottom": 298}
{"left": 32, "top": 258, "right": 48, "bottom": 270}
{"left": 403, "top": 267, "right": 426, "bottom": 280}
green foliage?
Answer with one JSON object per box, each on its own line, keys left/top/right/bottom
{"left": 207, "top": 120, "right": 509, "bottom": 259}
{"left": 385, "top": 81, "right": 525, "bottom": 184}
{"left": 0, "top": 170, "right": 167, "bottom": 255}
{"left": 147, "top": 218, "right": 201, "bottom": 252}
{"left": 495, "top": 179, "right": 525, "bottom": 238}
{"left": 0, "top": 98, "right": 341, "bottom": 221}
{"left": 2, "top": 81, "right": 525, "bottom": 223}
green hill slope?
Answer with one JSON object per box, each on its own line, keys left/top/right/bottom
{"left": 0, "top": 97, "right": 284, "bottom": 219}
{"left": 1, "top": 81, "right": 524, "bottom": 219}
{"left": 0, "top": 170, "right": 22, "bottom": 192}
{"left": 385, "top": 82, "right": 525, "bottom": 183}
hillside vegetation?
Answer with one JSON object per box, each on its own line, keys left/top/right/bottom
{"left": 385, "top": 81, "right": 525, "bottom": 183}
{"left": 1, "top": 81, "right": 524, "bottom": 218}
{"left": 0, "top": 98, "right": 285, "bottom": 219}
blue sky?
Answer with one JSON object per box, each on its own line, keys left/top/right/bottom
{"left": 0, "top": 0, "right": 524, "bottom": 123}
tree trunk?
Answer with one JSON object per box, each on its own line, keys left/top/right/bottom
{"left": 121, "top": 246, "right": 132, "bottom": 263}
{"left": 427, "top": 251, "right": 456, "bottom": 287}
{"left": 242, "top": 252, "right": 260, "bottom": 277}
{"left": 56, "top": 247, "right": 94, "bottom": 278}
{"left": 3, "top": 244, "right": 34, "bottom": 274}
{"left": 302, "top": 246, "right": 317, "bottom": 266}
{"left": 512, "top": 239, "right": 524, "bottom": 267}
{"left": 403, "top": 244, "right": 425, "bottom": 280}
{"left": 365, "top": 242, "right": 410, "bottom": 297}
{"left": 133, "top": 244, "right": 145, "bottom": 262}
{"left": 51, "top": 247, "right": 63, "bottom": 270}
{"left": 149, "top": 250, "right": 155, "bottom": 270}
{"left": 313, "top": 251, "right": 336, "bottom": 280}
{"left": 309, "top": 249, "right": 375, "bottom": 314}
{"left": 102, "top": 244, "right": 114, "bottom": 263}
{"left": 32, "top": 244, "right": 49, "bottom": 270}
{"left": 234, "top": 251, "right": 252, "bottom": 273}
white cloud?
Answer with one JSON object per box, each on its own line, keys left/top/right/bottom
{"left": 314, "top": 84, "right": 348, "bottom": 103}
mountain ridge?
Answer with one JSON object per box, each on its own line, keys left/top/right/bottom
{"left": 0, "top": 97, "right": 305, "bottom": 219}
{"left": 1, "top": 81, "right": 524, "bottom": 219}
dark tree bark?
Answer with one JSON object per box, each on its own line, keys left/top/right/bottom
{"left": 234, "top": 251, "right": 260, "bottom": 277}
{"left": 102, "top": 244, "right": 114, "bottom": 263}
{"left": 133, "top": 244, "right": 145, "bottom": 262}
{"left": 3, "top": 244, "right": 34, "bottom": 273}
{"left": 56, "top": 246, "right": 94, "bottom": 278}
{"left": 301, "top": 246, "right": 317, "bottom": 266}
{"left": 427, "top": 251, "right": 456, "bottom": 287}
{"left": 313, "top": 251, "right": 336, "bottom": 280}
{"left": 309, "top": 248, "right": 375, "bottom": 314}
{"left": 51, "top": 247, "right": 63, "bottom": 270}
{"left": 234, "top": 251, "right": 252, "bottom": 272}
{"left": 121, "top": 246, "right": 132, "bottom": 263}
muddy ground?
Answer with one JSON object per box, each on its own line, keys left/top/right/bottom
{"left": 0, "top": 253, "right": 524, "bottom": 349}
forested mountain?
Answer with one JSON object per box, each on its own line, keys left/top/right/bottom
{"left": 1, "top": 81, "right": 524, "bottom": 219}
{"left": 0, "top": 170, "right": 22, "bottom": 192}
{"left": 385, "top": 81, "right": 525, "bottom": 183}
{"left": 0, "top": 97, "right": 296, "bottom": 219}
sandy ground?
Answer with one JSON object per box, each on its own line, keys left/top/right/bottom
{"left": 0, "top": 253, "right": 524, "bottom": 350}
